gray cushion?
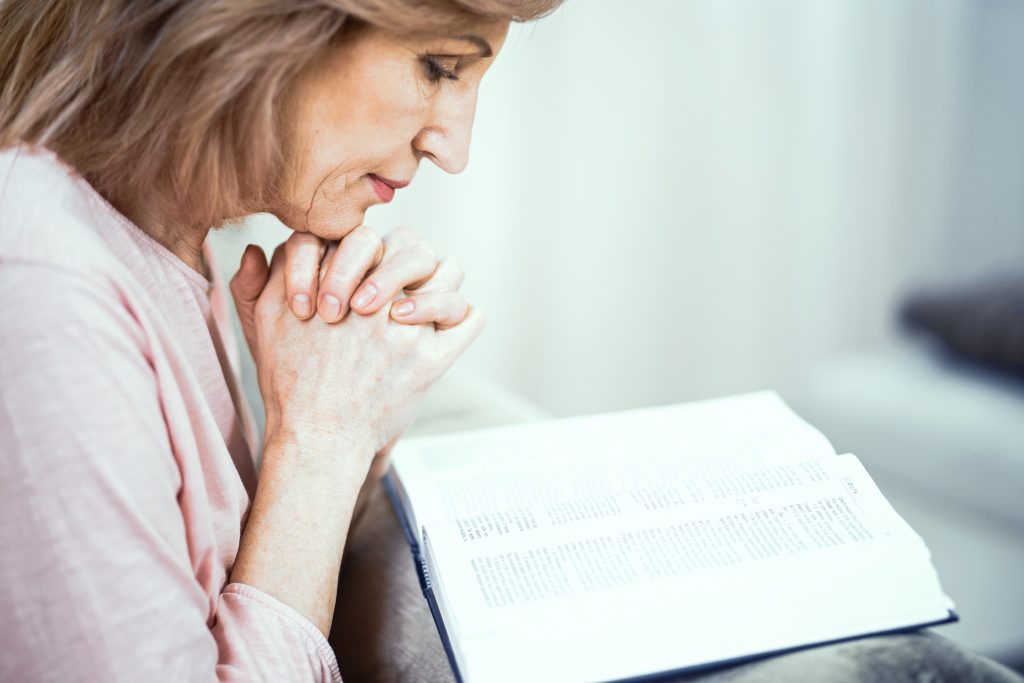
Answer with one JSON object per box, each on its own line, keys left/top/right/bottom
{"left": 902, "top": 277, "right": 1024, "bottom": 375}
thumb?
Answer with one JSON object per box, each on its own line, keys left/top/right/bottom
{"left": 230, "top": 245, "right": 270, "bottom": 304}
{"left": 230, "top": 245, "right": 270, "bottom": 353}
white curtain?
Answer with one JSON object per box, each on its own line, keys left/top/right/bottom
{"left": 212, "top": 0, "right": 1024, "bottom": 417}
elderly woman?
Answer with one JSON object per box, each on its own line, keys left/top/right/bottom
{"left": 0, "top": 1, "right": 556, "bottom": 681}
{"left": 2, "top": 3, "right": 1023, "bottom": 683}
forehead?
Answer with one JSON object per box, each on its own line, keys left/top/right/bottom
{"left": 308, "top": 21, "right": 509, "bottom": 85}
{"left": 287, "top": 20, "right": 510, "bottom": 115}
{"left": 350, "top": 19, "right": 511, "bottom": 55}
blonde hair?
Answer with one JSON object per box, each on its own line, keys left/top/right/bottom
{"left": 0, "top": 0, "right": 559, "bottom": 229}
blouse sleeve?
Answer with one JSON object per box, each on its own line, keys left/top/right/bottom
{"left": 0, "top": 262, "right": 341, "bottom": 683}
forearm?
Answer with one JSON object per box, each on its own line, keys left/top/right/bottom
{"left": 231, "top": 429, "right": 374, "bottom": 636}
{"left": 350, "top": 441, "right": 395, "bottom": 529}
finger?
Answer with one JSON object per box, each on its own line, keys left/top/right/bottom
{"left": 351, "top": 240, "right": 438, "bottom": 315}
{"left": 229, "top": 244, "right": 270, "bottom": 309}
{"left": 406, "top": 257, "right": 465, "bottom": 294}
{"left": 259, "top": 242, "right": 288, "bottom": 303}
{"left": 229, "top": 245, "right": 270, "bottom": 353}
{"left": 380, "top": 226, "right": 417, "bottom": 262}
{"left": 269, "top": 242, "right": 287, "bottom": 274}
{"left": 283, "top": 232, "right": 326, "bottom": 320}
{"left": 389, "top": 291, "right": 470, "bottom": 330}
{"left": 434, "top": 305, "right": 487, "bottom": 361}
{"left": 316, "top": 225, "right": 384, "bottom": 323}
{"left": 317, "top": 241, "right": 338, "bottom": 284}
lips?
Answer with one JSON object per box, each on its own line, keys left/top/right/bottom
{"left": 368, "top": 174, "right": 410, "bottom": 203}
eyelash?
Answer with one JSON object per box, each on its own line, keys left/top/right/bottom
{"left": 422, "top": 56, "right": 460, "bottom": 84}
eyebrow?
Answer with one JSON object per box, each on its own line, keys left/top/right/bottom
{"left": 454, "top": 35, "right": 493, "bottom": 58}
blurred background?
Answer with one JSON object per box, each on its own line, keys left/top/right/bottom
{"left": 211, "top": 0, "right": 1024, "bottom": 671}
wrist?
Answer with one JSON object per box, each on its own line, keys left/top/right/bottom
{"left": 236, "top": 423, "right": 372, "bottom": 635}
{"left": 262, "top": 421, "right": 376, "bottom": 479}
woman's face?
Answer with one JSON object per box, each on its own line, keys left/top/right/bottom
{"left": 273, "top": 21, "right": 510, "bottom": 238}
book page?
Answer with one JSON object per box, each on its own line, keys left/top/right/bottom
{"left": 424, "top": 454, "right": 952, "bottom": 683}
{"left": 427, "top": 454, "right": 842, "bottom": 549}
{"left": 392, "top": 392, "right": 836, "bottom": 539}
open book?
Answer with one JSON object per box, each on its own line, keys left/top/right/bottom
{"left": 384, "top": 392, "right": 955, "bottom": 683}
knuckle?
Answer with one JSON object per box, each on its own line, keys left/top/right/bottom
{"left": 411, "top": 239, "right": 437, "bottom": 262}
{"left": 321, "top": 270, "right": 358, "bottom": 294}
{"left": 285, "top": 255, "right": 319, "bottom": 284}
{"left": 285, "top": 231, "right": 320, "bottom": 253}
{"left": 348, "top": 224, "right": 372, "bottom": 240}
{"left": 417, "top": 294, "right": 437, "bottom": 314}
{"left": 386, "top": 226, "right": 416, "bottom": 244}
{"left": 229, "top": 277, "right": 248, "bottom": 300}
{"left": 348, "top": 225, "right": 382, "bottom": 251}
{"left": 444, "top": 257, "right": 465, "bottom": 280}
{"left": 323, "top": 252, "right": 367, "bottom": 284}
{"left": 285, "top": 269, "right": 319, "bottom": 288}
{"left": 254, "top": 297, "right": 273, "bottom": 322}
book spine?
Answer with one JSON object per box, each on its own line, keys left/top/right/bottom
{"left": 380, "top": 474, "right": 464, "bottom": 683}
{"left": 420, "top": 555, "right": 432, "bottom": 594}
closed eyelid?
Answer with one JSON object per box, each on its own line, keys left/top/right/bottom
{"left": 414, "top": 32, "right": 492, "bottom": 62}
{"left": 427, "top": 49, "right": 490, "bottom": 65}
{"left": 428, "top": 55, "right": 461, "bottom": 67}
{"left": 425, "top": 53, "right": 473, "bottom": 70}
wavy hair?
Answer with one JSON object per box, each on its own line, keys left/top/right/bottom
{"left": 0, "top": 0, "right": 559, "bottom": 229}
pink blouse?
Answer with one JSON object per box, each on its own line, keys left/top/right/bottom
{"left": 0, "top": 147, "right": 342, "bottom": 682}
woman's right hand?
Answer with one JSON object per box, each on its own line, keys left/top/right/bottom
{"left": 239, "top": 229, "right": 484, "bottom": 461}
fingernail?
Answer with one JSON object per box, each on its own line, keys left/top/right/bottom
{"left": 321, "top": 294, "right": 341, "bottom": 322}
{"left": 292, "top": 293, "right": 311, "bottom": 318}
{"left": 392, "top": 300, "right": 415, "bottom": 317}
{"left": 351, "top": 284, "right": 378, "bottom": 310}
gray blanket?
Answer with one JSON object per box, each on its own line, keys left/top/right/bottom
{"left": 674, "top": 631, "right": 1021, "bottom": 683}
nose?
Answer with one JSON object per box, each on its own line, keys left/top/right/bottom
{"left": 412, "top": 88, "right": 478, "bottom": 174}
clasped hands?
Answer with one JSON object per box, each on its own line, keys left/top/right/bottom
{"left": 228, "top": 226, "right": 483, "bottom": 492}
{"left": 231, "top": 226, "right": 474, "bottom": 349}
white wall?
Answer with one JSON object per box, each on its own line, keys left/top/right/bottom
{"left": 211, "top": 0, "right": 1024, "bottom": 417}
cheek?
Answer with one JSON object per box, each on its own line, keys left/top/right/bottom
{"left": 301, "top": 91, "right": 422, "bottom": 184}
{"left": 341, "top": 66, "right": 432, "bottom": 152}
{"left": 273, "top": 55, "right": 431, "bottom": 228}
{"left": 277, "top": 129, "right": 362, "bottom": 223}
{"left": 319, "top": 167, "right": 358, "bottom": 203}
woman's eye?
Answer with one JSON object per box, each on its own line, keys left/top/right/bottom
{"left": 421, "top": 56, "right": 460, "bottom": 84}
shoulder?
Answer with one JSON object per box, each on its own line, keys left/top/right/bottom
{"left": 0, "top": 147, "right": 164, "bottom": 346}
{"left": 0, "top": 146, "right": 130, "bottom": 284}
{"left": 0, "top": 146, "right": 147, "bottom": 353}
{"left": 0, "top": 261, "right": 150, "bottom": 374}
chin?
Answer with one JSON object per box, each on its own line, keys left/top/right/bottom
{"left": 306, "top": 217, "right": 365, "bottom": 241}
{"left": 270, "top": 203, "right": 367, "bottom": 241}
